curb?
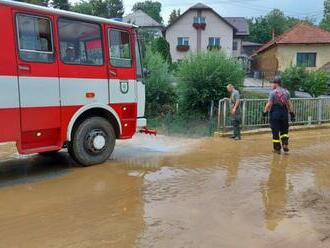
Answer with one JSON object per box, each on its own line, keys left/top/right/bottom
{"left": 214, "top": 123, "right": 330, "bottom": 137}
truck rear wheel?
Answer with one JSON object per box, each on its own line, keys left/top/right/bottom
{"left": 69, "top": 117, "right": 116, "bottom": 166}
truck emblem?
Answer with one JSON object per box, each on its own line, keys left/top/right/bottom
{"left": 120, "top": 81, "right": 129, "bottom": 94}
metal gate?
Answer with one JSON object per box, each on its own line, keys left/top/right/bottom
{"left": 217, "top": 97, "right": 330, "bottom": 131}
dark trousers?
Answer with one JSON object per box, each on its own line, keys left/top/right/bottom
{"left": 232, "top": 114, "right": 241, "bottom": 138}
{"left": 270, "top": 110, "right": 289, "bottom": 151}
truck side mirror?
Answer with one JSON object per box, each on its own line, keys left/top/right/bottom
{"left": 143, "top": 68, "right": 151, "bottom": 78}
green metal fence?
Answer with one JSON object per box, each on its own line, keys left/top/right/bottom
{"left": 217, "top": 97, "right": 330, "bottom": 132}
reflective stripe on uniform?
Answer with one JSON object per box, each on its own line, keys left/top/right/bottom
{"left": 280, "top": 134, "right": 289, "bottom": 139}
{"left": 272, "top": 139, "right": 281, "bottom": 143}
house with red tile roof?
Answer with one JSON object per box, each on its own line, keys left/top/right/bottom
{"left": 254, "top": 22, "right": 330, "bottom": 79}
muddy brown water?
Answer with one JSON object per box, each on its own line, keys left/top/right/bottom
{"left": 1, "top": 130, "right": 330, "bottom": 247}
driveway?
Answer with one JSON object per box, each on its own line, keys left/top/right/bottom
{"left": 244, "top": 77, "right": 311, "bottom": 98}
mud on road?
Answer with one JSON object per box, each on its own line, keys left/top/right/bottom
{"left": 1, "top": 130, "right": 330, "bottom": 247}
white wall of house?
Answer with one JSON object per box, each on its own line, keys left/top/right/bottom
{"left": 166, "top": 10, "right": 198, "bottom": 61}
{"left": 201, "top": 11, "right": 233, "bottom": 56}
{"left": 165, "top": 9, "right": 234, "bottom": 62}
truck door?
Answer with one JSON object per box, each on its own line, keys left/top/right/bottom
{"left": 14, "top": 12, "right": 61, "bottom": 152}
{"left": 0, "top": 6, "right": 20, "bottom": 143}
{"left": 106, "top": 26, "right": 137, "bottom": 137}
{"left": 135, "top": 32, "right": 146, "bottom": 120}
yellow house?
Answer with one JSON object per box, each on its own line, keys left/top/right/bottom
{"left": 254, "top": 23, "right": 330, "bottom": 79}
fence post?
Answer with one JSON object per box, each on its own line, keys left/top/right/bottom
{"left": 318, "top": 98, "right": 322, "bottom": 124}
{"left": 242, "top": 100, "right": 246, "bottom": 128}
{"left": 209, "top": 101, "right": 214, "bottom": 136}
{"left": 223, "top": 100, "right": 227, "bottom": 132}
{"left": 217, "top": 100, "right": 221, "bottom": 130}
{"left": 209, "top": 100, "right": 214, "bottom": 119}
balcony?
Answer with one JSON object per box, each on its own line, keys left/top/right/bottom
{"left": 193, "top": 17, "right": 206, "bottom": 30}
{"left": 176, "top": 45, "right": 190, "bottom": 52}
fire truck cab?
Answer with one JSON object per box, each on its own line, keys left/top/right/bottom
{"left": 0, "top": 0, "right": 146, "bottom": 165}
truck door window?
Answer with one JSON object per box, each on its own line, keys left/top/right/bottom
{"left": 109, "top": 29, "right": 131, "bottom": 67}
{"left": 58, "top": 18, "right": 103, "bottom": 65}
{"left": 16, "top": 14, "right": 54, "bottom": 63}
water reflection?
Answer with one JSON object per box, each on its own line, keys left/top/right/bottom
{"left": 0, "top": 160, "right": 145, "bottom": 247}
{"left": 262, "top": 155, "right": 289, "bottom": 231}
{"left": 224, "top": 146, "right": 241, "bottom": 187}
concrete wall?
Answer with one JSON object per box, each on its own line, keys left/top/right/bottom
{"left": 165, "top": 9, "right": 234, "bottom": 62}
{"left": 255, "top": 44, "right": 330, "bottom": 80}
{"left": 276, "top": 44, "right": 330, "bottom": 71}
{"left": 255, "top": 47, "right": 279, "bottom": 80}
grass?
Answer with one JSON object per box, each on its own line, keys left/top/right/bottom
{"left": 148, "top": 114, "right": 216, "bottom": 137}
{"left": 146, "top": 90, "right": 268, "bottom": 137}
{"left": 241, "top": 90, "right": 268, "bottom": 99}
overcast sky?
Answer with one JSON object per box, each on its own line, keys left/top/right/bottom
{"left": 124, "top": 0, "right": 325, "bottom": 24}
{"left": 70, "top": 0, "right": 325, "bottom": 24}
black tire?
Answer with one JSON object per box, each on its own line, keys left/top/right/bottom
{"left": 69, "top": 117, "right": 116, "bottom": 166}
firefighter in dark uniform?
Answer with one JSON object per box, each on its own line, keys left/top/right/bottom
{"left": 263, "top": 78, "right": 295, "bottom": 154}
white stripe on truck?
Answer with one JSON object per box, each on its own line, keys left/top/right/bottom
{"left": 0, "top": 76, "right": 20, "bottom": 108}
{"left": 19, "top": 76, "right": 60, "bottom": 107}
{"left": 0, "top": 76, "right": 139, "bottom": 108}
{"left": 109, "top": 79, "right": 137, "bottom": 104}
{"left": 60, "top": 78, "right": 109, "bottom": 106}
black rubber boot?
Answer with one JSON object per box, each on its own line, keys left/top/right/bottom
{"left": 282, "top": 144, "right": 289, "bottom": 153}
{"left": 273, "top": 142, "right": 282, "bottom": 154}
{"left": 281, "top": 137, "right": 289, "bottom": 153}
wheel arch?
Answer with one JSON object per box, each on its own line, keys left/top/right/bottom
{"left": 66, "top": 104, "right": 122, "bottom": 142}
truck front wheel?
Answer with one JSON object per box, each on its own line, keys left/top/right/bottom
{"left": 69, "top": 117, "right": 116, "bottom": 166}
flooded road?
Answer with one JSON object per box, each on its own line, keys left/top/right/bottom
{"left": 1, "top": 130, "right": 330, "bottom": 247}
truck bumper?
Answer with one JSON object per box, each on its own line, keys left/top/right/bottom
{"left": 137, "top": 117, "right": 147, "bottom": 128}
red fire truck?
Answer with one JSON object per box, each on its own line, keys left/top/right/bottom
{"left": 0, "top": 0, "right": 147, "bottom": 165}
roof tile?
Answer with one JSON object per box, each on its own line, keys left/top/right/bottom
{"left": 257, "top": 22, "right": 330, "bottom": 54}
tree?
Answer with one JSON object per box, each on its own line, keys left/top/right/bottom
{"left": 320, "top": 0, "right": 330, "bottom": 31}
{"left": 177, "top": 51, "right": 244, "bottom": 115}
{"left": 72, "top": 0, "right": 124, "bottom": 18}
{"left": 144, "top": 47, "right": 177, "bottom": 117}
{"left": 168, "top": 9, "right": 180, "bottom": 25}
{"left": 151, "top": 37, "right": 171, "bottom": 64}
{"left": 52, "top": 0, "right": 70, "bottom": 10}
{"left": 16, "top": 0, "right": 49, "bottom": 6}
{"left": 132, "top": 1, "right": 163, "bottom": 24}
{"left": 248, "top": 9, "right": 313, "bottom": 44}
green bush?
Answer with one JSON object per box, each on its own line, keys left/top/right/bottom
{"left": 144, "top": 48, "right": 177, "bottom": 117}
{"left": 281, "top": 66, "right": 329, "bottom": 97}
{"left": 302, "top": 70, "right": 329, "bottom": 97}
{"left": 281, "top": 66, "right": 307, "bottom": 97}
{"left": 176, "top": 51, "right": 244, "bottom": 115}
